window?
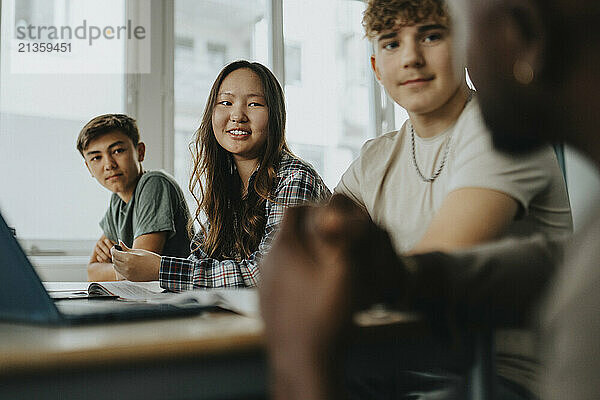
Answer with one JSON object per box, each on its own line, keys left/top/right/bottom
{"left": 173, "top": 0, "right": 269, "bottom": 207}
{"left": 14, "top": 0, "right": 55, "bottom": 34}
{"left": 1, "top": 0, "right": 396, "bottom": 262}
{"left": 0, "top": 0, "right": 128, "bottom": 247}
{"left": 283, "top": 0, "right": 375, "bottom": 189}
{"left": 284, "top": 41, "right": 301, "bottom": 85}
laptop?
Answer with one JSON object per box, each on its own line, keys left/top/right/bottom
{"left": 0, "top": 211, "right": 213, "bottom": 325}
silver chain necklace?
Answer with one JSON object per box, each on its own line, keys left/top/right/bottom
{"left": 410, "top": 124, "right": 452, "bottom": 183}
{"left": 410, "top": 91, "right": 473, "bottom": 183}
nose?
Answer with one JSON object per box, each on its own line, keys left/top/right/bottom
{"left": 401, "top": 40, "right": 424, "bottom": 69}
{"left": 104, "top": 154, "right": 117, "bottom": 170}
{"left": 230, "top": 104, "right": 248, "bottom": 123}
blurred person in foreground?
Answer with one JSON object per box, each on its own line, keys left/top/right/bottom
{"left": 260, "top": 0, "right": 600, "bottom": 399}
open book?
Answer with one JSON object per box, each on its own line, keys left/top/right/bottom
{"left": 44, "top": 281, "right": 259, "bottom": 317}
{"left": 87, "top": 280, "right": 164, "bottom": 300}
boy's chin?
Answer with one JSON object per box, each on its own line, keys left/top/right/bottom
{"left": 101, "top": 182, "right": 123, "bottom": 194}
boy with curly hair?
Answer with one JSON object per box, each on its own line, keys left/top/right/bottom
{"left": 336, "top": 0, "right": 571, "bottom": 255}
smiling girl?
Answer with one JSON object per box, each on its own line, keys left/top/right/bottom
{"left": 112, "top": 60, "right": 330, "bottom": 288}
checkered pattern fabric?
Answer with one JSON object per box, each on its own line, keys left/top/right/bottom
{"left": 160, "top": 152, "right": 330, "bottom": 290}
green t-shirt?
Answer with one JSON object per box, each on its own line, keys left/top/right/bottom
{"left": 99, "top": 170, "right": 192, "bottom": 258}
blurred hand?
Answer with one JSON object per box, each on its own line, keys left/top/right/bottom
{"left": 260, "top": 194, "right": 404, "bottom": 399}
{"left": 111, "top": 241, "right": 161, "bottom": 281}
{"left": 94, "top": 235, "right": 116, "bottom": 263}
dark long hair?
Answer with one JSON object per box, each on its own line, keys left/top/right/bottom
{"left": 189, "top": 60, "right": 290, "bottom": 260}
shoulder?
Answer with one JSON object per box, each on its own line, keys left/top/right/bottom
{"left": 356, "top": 129, "right": 406, "bottom": 168}
{"left": 133, "top": 170, "right": 188, "bottom": 209}
{"left": 272, "top": 152, "right": 330, "bottom": 199}
{"left": 364, "top": 129, "right": 404, "bottom": 152}
{"left": 276, "top": 152, "right": 321, "bottom": 183}
{"left": 342, "top": 129, "right": 405, "bottom": 176}
{"left": 136, "top": 170, "right": 184, "bottom": 194}
{"left": 138, "top": 170, "right": 178, "bottom": 185}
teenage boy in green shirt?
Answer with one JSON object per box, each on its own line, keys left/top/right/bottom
{"left": 77, "top": 114, "right": 191, "bottom": 281}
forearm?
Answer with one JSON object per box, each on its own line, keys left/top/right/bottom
{"left": 87, "top": 262, "right": 118, "bottom": 281}
{"left": 159, "top": 255, "right": 260, "bottom": 290}
{"left": 269, "top": 336, "right": 347, "bottom": 400}
{"left": 271, "top": 354, "right": 339, "bottom": 400}
{"left": 405, "top": 234, "right": 565, "bottom": 328}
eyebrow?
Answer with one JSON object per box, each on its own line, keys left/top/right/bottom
{"left": 377, "top": 24, "right": 448, "bottom": 42}
{"left": 417, "top": 24, "right": 448, "bottom": 33}
{"left": 218, "top": 91, "right": 265, "bottom": 98}
{"left": 377, "top": 31, "right": 398, "bottom": 42}
{"left": 85, "top": 141, "right": 125, "bottom": 157}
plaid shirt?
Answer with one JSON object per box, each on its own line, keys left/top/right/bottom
{"left": 160, "top": 152, "right": 331, "bottom": 291}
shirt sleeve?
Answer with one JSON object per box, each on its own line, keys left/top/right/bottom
{"left": 159, "top": 167, "right": 331, "bottom": 291}
{"left": 133, "top": 175, "right": 179, "bottom": 239}
{"left": 334, "top": 150, "right": 366, "bottom": 208}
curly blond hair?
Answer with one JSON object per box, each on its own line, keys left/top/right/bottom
{"left": 362, "top": 0, "right": 449, "bottom": 40}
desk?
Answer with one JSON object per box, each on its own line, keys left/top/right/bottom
{"left": 0, "top": 304, "right": 423, "bottom": 400}
{"left": 0, "top": 312, "right": 266, "bottom": 400}
{"left": 0, "top": 293, "right": 459, "bottom": 400}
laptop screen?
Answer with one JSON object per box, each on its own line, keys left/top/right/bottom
{"left": 0, "top": 211, "right": 62, "bottom": 323}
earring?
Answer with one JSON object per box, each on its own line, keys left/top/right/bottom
{"left": 513, "top": 59, "right": 534, "bottom": 85}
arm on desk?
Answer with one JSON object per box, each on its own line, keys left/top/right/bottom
{"left": 407, "top": 234, "right": 565, "bottom": 328}
{"left": 88, "top": 232, "right": 167, "bottom": 282}
{"left": 88, "top": 235, "right": 118, "bottom": 281}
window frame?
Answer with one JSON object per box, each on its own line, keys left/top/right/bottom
{"left": 0, "top": 0, "right": 390, "bottom": 256}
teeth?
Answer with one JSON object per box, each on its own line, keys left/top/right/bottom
{"left": 229, "top": 130, "right": 250, "bottom": 136}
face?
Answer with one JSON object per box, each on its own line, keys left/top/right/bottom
{"left": 83, "top": 131, "right": 145, "bottom": 201}
{"left": 212, "top": 68, "right": 269, "bottom": 163}
{"left": 453, "top": 0, "right": 551, "bottom": 154}
{"left": 371, "top": 20, "right": 463, "bottom": 115}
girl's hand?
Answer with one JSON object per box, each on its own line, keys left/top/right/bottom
{"left": 111, "top": 241, "right": 161, "bottom": 281}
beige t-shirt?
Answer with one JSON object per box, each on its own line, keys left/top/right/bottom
{"left": 335, "top": 98, "right": 573, "bottom": 253}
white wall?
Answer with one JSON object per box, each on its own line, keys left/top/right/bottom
{"left": 565, "top": 146, "right": 600, "bottom": 231}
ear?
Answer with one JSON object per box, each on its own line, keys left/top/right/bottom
{"left": 467, "top": 0, "right": 544, "bottom": 91}
{"left": 136, "top": 142, "right": 146, "bottom": 162}
{"left": 502, "top": 0, "right": 544, "bottom": 81}
{"left": 370, "top": 54, "right": 382, "bottom": 82}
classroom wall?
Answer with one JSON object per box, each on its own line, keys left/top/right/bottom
{"left": 565, "top": 146, "right": 600, "bottom": 231}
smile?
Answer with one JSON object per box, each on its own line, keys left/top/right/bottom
{"left": 227, "top": 129, "right": 251, "bottom": 136}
